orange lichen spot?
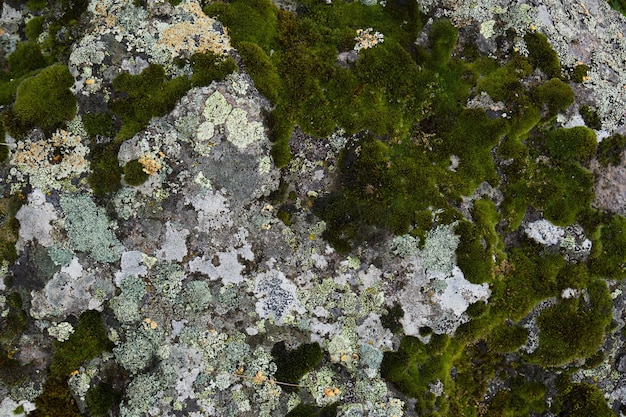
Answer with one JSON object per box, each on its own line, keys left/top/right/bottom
{"left": 529, "top": 24, "right": 537, "bottom": 31}
{"left": 85, "top": 78, "right": 95, "bottom": 85}
{"left": 143, "top": 317, "right": 158, "bottom": 329}
{"left": 69, "top": 370, "right": 80, "bottom": 377}
{"left": 252, "top": 371, "right": 267, "bottom": 384}
{"left": 324, "top": 387, "right": 341, "bottom": 397}
{"left": 138, "top": 154, "right": 162, "bottom": 175}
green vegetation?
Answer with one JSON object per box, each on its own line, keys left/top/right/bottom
{"left": 87, "top": 142, "right": 122, "bottom": 196}
{"left": 571, "top": 63, "right": 589, "bottom": 83}
{"left": 553, "top": 383, "right": 616, "bottom": 417}
{"left": 531, "top": 279, "right": 612, "bottom": 366}
{"left": 609, "top": 0, "right": 626, "bottom": 16}
{"left": 286, "top": 403, "right": 338, "bottom": 417}
{"left": 34, "top": 311, "right": 111, "bottom": 417}
{"left": 596, "top": 133, "right": 626, "bottom": 167}
{"left": 0, "top": 196, "right": 22, "bottom": 265}
{"left": 83, "top": 112, "right": 117, "bottom": 138}
{"left": 579, "top": 104, "right": 602, "bottom": 130}
{"left": 49, "top": 310, "right": 112, "bottom": 378}
{"left": 272, "top": 341, "right": 323, "bottom": 392}
{"left": 531, "top": 77, "right": 574, "bottom": 115}
{"left": 85, "top": 383, "right": 122, "bottom": 417}
{"left": 544, "top": 126, "right": 597, "bottom": 163}
{"left": 25, "top": 16, "right": 46, "bottom": 41}
{"left": 486, "top": 378, "right": 547, "bottom": 416}
{"left": 123, "top": 160, "right": 150, "bottom": 186}
{"left": 111, "top": 54, "right": 235, "bottom": 141}
{"left": 524, "top": 31, "right": 562, "bottom": 79}
{"left": 8, "top": 64, "right": 76, "bottom": 137}
{"left": 590, "top": 214, "right": 626, "bottom": 280}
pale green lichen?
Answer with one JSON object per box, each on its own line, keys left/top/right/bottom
{"left": 47, "top": 246, "right": 74, "bottom": 267}
{"left": 60, "top": 194, "right": 123, "bottom": 263}
{"left": 47, "top": 321, "right": 75, "bottom": 342}
{"left": 110, "top": 275, "right": 147, "bottom": 323}
{"left": 421, "top": 223, "right": 460, "bottom": 275}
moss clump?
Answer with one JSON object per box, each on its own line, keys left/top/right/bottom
{"left": 571, "top": 63, "right": 589, "bottom": 83}
{"left": 110, "top": 64, "right": 191, "bottom": 141}
{"left": 553, "top": 383, "right": 615, "bottom": 417}
{"left": 589, "top": 214, "right": 626, "bottom": 280}
{"left": 286, "top": 403, "right": 338, "bottom": 417}
{"left": 123, "top": 159, "right": 150, "bottom": 186}
{"left": 524, "top": 31, "right": 562, "bottom": 79}
{"left": 485, "top": 324, "right": 528, "bottom": 353}
{"left": 204, "top": 0, "right": 278, "bottom": 51}
{"left": 188, "top": 51, "right": 237, "bottom": 88}
{"left": 25, "top": 16, "right": 46, "bottom": 41}
{"left": 10, "top": 64, "right": 76, "bottom": 137}
{"left": 380, "top": 302, "right": 404, "bottom": 334}
{"left": 83, "top": 112, "right": 117, "bottom": 138}
{"left": 0, "top": 196, "right": 22, "bottom": 265}
{"left": 236, "top": 41, "right": 280, "bottom": 102}
{"left": 531, "top": 279, "right": 612, "bottom": 367}
{"left": 544, "top": 126, "right": 597, "bottom": 164}
{"left": 85, "top": 382, "right": 121, "bottom": 417}
{"left": 487, "top": 378, "right": 547, "bottom": 416}
{"left": 88, "top": 142, "right": 122, "bottom": 196}
{"left": 579, "top": 104, "right": 602, "bottom": 130}
{"left": 49, "top": 310, "right": 112, "bottom": 379}
{"left": 381, "top": 334, "right": 453, "bottom": 398}
{"left": 8, "top": 42, "right": 48, "bottom": 78}
{"left": 272, "top": 341, "right": 323, "bottom": 392}
{"left": 33, "top": 377, "right": 82, "bottom": 417}
{"left": 596, "top": 133, "right": 626, "bottom": 167}
{"left": 531, "top": 77, "right": 574, "bottom": 115}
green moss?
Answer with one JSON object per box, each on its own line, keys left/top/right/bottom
{"left": 49, "top": 310, "right": 112, "bottom": 379}
{"left": 531, "top": 77, "right": 574, "bottom": 115}
{"left": 425, "top": 19, "right": 458, "bottom": 69}
{"left": 556, "top": 263, "right": 591, "bottom": 291}
{"left": 236, "top": 41, "right": 280, "bottom": 102}
{"left": 0, "top": 196, "right": 22, "bottom": 265}
{"left": 490, "top": 247, "right": 562, "bottom": 321}
{"left": 83, "top": 112, "right": 117, "bottom": 138}
{"left": 476, "top": 54, "right": 532, "bottom": 102}
{"left": 88, "top": 142, "right": 122, "bottom": 196}
{"left": 531, "top": 279, "right": 612, "bottom": 367}
{"left": 553, "top": 383, "right": 615, "bottom": 417}
{"left": 524, "top": 31, "right": 562, "bottom": 79}
{"left": 85, "top": 383, "right": 121, "bottom": 417}
{"left": 544, "top": 126, "right": 597, "bottom": 164}
{"left": 33, "top": 377, "right": 82, "bottom": 417}
{"left": 571, "top": 63, "right": 589, "bottom": 83}
{"left": 596, "top": 133, "right": 626, "bottom": 167}
{"left": 272, "top": 341, "right": 323, "bottom": 392}
{"left": 25, "top": 16, "right": 46, "bottom": 41}
{"left": 579, "top": 104, "right": 602, "bottom": 130}
{"left": 381, "top": 302, "right": 404, "bottom": 334}
{"left": 204, "top": 0, "right": 278, "bottom": 52}
{"left": 286, "top": 403, "right": 338, "bottom": 417}
{"left": 26, "top": 0, "right": 47, "bottom": 11}
{"left": 189, "top": 51, "right": 237, "bottom": 88}
{"left": 110, "top": 64, "right": 192, "bottom": 141}
{"left": 10, "top": 64, "right": 76, "bottom": 136}
{"left": 381, "top": 334, "right": 455, "bottom": 398}
{"left": 123, "top": 159, "right": 150, "bottom": 186}
{"left": 486, "top": 378, "right": 547, "bottom": 416}
{"left": 8, "top": 42, "right": 48, "bottom": 78}
{"left": 486, "top": 324, "right": 528, "bottom": 353}
{"left": 589, "top": 214, "right": 626, "bottom": 280}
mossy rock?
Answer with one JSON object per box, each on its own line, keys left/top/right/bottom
{"left": 10, "top": 64, "right": 76, "bottom": 136}
{"left": 88, "top": 142, "right": 122, "bottom": 196}
{"left": 49, "top": 310, "right": 112, "bottom": 379}
{"left": 531, "top": 77, "right": 574, "bottom": 115}
{"left": 25, "top": 16, "right": 46, "bottom": 41}
{"left": 524, "top": 31, "right": 562, "bottom": 79}
{"left": 596, "top": 133, "right": 626, "bottom": 167}
{"left": 272, "top": 341, "right": 323, "bottom": 392}
{"left": 530, "top": 279, "right": 612, "bottom": 367}
{"left": 571, "top": 63, "right": 589, "bottom": 83}
{"left": 589, "top": 214, "right": 626, "bottom": 279}
{"left": 579, "top": 104, "right": 602, "bottom": 130}
{"left": 544, "top": 126, "right": 597, "bottom": 164}
{"left": 83, "top": 112, "right": 117, "bottom": 138}
{"left": 553, "top": 383, "right": 615, "bottom": 417}
{"left": 123, "top": 159, "right": 150, "bottom": 186}
{"left": 85, "top": 383, "right": 121, "bottom": 417}
{"left": 8, "top": 42, "right": 48, "bottom": 78}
